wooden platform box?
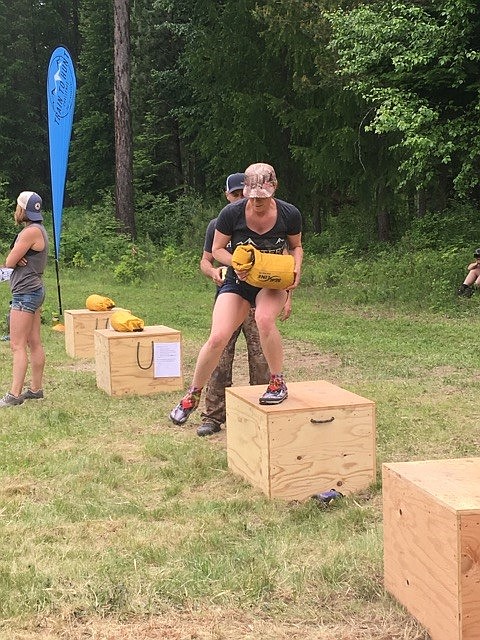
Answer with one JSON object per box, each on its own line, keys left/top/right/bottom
{"left": 65, "top": 308, "right": 126, "bottom": 358}
{"left": 383, "top": 458, "right": 480, "bottom": 640}
{"left": 94, "top": 324, "right": 183, "bottom": 396}
{"left": 225, "top": 380, "right": 376, "bottom": 501}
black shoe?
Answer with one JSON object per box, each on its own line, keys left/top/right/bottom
{"left": 457, "top": 284, "right": 474, "bottom": 298}
{"left": 196, "top": 422, "right": 221, "bottom": 437}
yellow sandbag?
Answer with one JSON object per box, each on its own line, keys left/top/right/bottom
{"left": 110, "top": 309, "right": 145, "bottom": 332}
{"left": 231, "top": 244, "right": 295, "bottom": 289}
{"left": 86, "top": 294, "right": 116, "bottom": 311}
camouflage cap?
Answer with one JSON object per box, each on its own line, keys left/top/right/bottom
{"left": 243, "top": 163, "right": 277, "bottom": 198}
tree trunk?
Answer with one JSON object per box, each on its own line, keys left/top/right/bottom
{"left": 415, "top": 189, "right": 426, "bottom": 218}
{"left": 311, "top": 184, "right": 322, "bottom": 234}
{"left": 113, "top": 0, "right": 135, "bottom": 238}
{"left": 376, "top": 180, "right": 390, "bottom": 242}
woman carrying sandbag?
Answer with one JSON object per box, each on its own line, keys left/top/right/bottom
{"left": 170, "top": 162, "right": 303, "bottom": 425}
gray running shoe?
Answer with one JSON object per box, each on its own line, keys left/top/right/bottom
{"left": 0, "top": 392, "right": 24, "bottom": 407}
{"left": 20, "top": 388, "right": 44, "bottom": 401}
{"left": 259, "top": 376, "right": 288, "bottom": 405}
{"left": 169, "top": 388, "right": 201, "bottom": 425}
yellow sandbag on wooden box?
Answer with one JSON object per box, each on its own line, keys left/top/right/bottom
{"left": 110, "top": 309, "right": 145, "bottom": 332}
{"left": 85, "top": 294, "right": 116, "bottom": 311}
{"left": 231, "top": 244, "right": 294, "bottom": 289}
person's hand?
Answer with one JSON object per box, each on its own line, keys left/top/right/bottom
{"left": 234, "top": 268, "right": 249, "bottom": 281}
{"left": 279, "top": 292, "right": 292, "bottom": 321}
{"left": 211, "top": 267, "right": 225, "bottom": 286}
{"left": 287, "top": 269, "right": 301, "bottom": 290}
{"left": 16, "top": 258, "right": 27, "bottom": 267}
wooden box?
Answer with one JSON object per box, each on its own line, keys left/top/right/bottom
{"left": 94, "top": 325, "right": 183, "bottom": 396}
{"left": 225, "top": 380, "right": 376, "bottom": 500}
{"left": 64, "top": 308, "right": 123, "bottom": 358}
{"left": 383, "top": 458, "right": 480, "bottom": 640}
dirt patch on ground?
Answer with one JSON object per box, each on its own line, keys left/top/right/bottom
{"left": 61, "top": 360, "right": 96, "bottom": 373}
{"left": 60, "top": 337, "right": 341, "bottom": 381}
{"left": 4, "top": 609, "right": 428, "bottom": 640}
{"left": 233, "top": 338, "right": 343, "bottom": 386}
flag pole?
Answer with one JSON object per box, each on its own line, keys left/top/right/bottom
{"left": 51, "top": 220, "right": 63, "bottom": 316}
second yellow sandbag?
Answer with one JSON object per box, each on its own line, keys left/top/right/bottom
{"left": 110, "top": 309, "right": 145, "bottom": 332}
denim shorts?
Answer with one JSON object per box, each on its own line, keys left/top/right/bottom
{"left": 11, "top": 287, "right": 45, "bottom": 314}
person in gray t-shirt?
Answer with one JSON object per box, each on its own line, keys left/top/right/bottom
{"left": 0, "top": 191, "right": 48, "bottom": 408}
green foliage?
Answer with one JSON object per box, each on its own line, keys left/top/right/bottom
{"left": 397, "top": 201, "right": 480, "bottom": 251}
{"left": 302, "top": 205, "right": 378, "bottom": 253}
{"left": 301, "top": 244, "right": 464, "bottom": 312}
{"left": 0, "top": 182, "right": 17, "bottom": 251}
{"left": 328, "top": 1, "right": 480, "bottom": 196}
{"left": 131, "top": 0, "right": 193, "bottom": 195}
{"left": 112, "top": 246, "right": 151, "bottom": 284}
{"left": 156, "top": 245, "right": 199, "bottom": 280}
{"left": 3, "top": 0, "right": 480, "bottom": 252}
{"left": 134, "top": 191, "right": 213, "bottom": 250}
{"left": 300, "top": 201, "right": 480, "bottom": 315}
{"left": 69, "top": 0, "right": 115, "bottom": 204}
{"left": 109, "top": 239, "right": 200, "bottom": 285}
{"left": 59, "top": 194, "right": 132, "bottom": 266}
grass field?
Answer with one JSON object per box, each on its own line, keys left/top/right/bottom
{"left": 0, "top": 262, "right": 477, "bottom": 639}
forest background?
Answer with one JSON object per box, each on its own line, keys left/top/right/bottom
{"left": 0, "top": 0, "right": 479, "bottom": 284}
{"left": 1, "top": 2, "right": 480, "bottom": 638}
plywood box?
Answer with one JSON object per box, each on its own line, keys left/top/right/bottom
{"left": 383, "top": 458, "right": 480, "bottom": 640}
{"left": 64, "top": 308, "right": 124, "bottom": 358}
{"left": 94, "top": 325, "right": 183, "bottom": 396}
{"left": 225, "top": 380, "right": 376, "bottom": 500}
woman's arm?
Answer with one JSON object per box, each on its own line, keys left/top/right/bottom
{"left": 287, "top": 233, "right": 303, "bottom": 289}
{"left": 200, "top": 250, "right": 224, "bottom": 285}
{"left": 212, "top": 229, "right": 233, "bottom": 266}
{"left": 5, "top": 227, "right": 42, "bottom": 268}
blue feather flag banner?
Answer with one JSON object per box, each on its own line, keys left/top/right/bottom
{"left": 47, "top": 46, "right": 76, "bottom": 258}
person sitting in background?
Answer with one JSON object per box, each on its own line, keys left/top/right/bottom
{"left": 197, "top": 172, "right": 271, "bottom": 437}
{"left": 457, "top": 248, "right": 480, "bottom": 298}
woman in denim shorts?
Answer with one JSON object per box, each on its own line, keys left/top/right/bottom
{"left": 0, "top": 192, "right": 49, "bottom": 407}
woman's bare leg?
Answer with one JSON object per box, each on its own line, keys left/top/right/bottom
{"left": 170, "top": 293, "right": 250, "bottom": 424}
{"left": 26, "top": 308, "right": 45, "bottom": 392}
{"left": 191, "top": 293, "right": 250, "bottom": 389}
{"left": 254, "top": 289, "right": 289, "bottom": 374}
{"left": 9, "top": 308, "right": 35, "bottom": 397}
